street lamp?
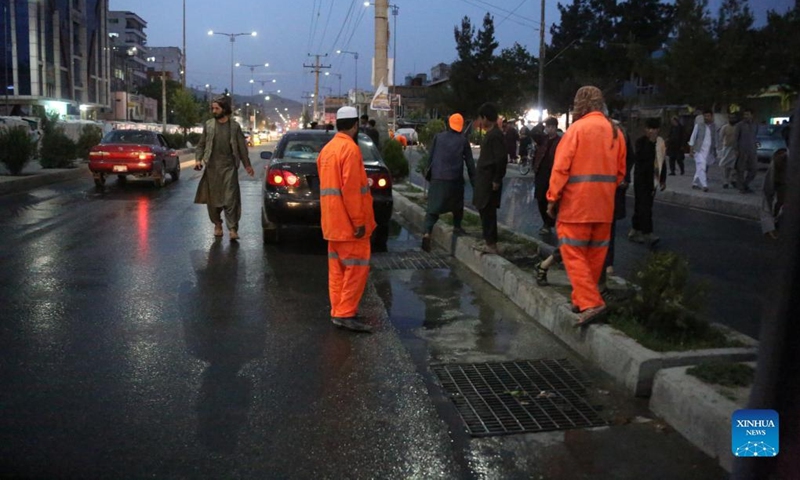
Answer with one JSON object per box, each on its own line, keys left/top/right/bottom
{"left": 325, "top": 72, "right": 343, "bottom": 98}
{"left": 336, "top": 50, "right": 359, "bottom": 115}
{"left": 364, "top": 2, "right": 399, "bottom": 130}
{"left": 236, "top": 62, "right": 269, "bottom": 129}
{"left": 207, "top": 30, "right": 257, "bottom": 105}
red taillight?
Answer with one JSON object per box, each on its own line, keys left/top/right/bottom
{"left": 89, "top": 149, "right": 107, "bottom": 158}
{"left": 267, "top": 168, "right": 300, "bottom": 187}
{"left": 135, "top": 148, "right": 155, "bottom": 161}
{"left": 368, "top": 172, "right": 392, "bottom": 190}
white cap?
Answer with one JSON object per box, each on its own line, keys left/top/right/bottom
{"left": 336, "top": 106, "right": 359, "bottom": 120}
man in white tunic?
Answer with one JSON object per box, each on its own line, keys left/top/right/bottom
{"left": 688, "top": 109, "right": 717, "bottom": 192}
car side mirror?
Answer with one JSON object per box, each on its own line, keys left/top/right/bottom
{"left": 260, "top": 151, "right": 273, "bottom": 160}
{"left": 168, "top": 149, "right": 177, "bottom": 157}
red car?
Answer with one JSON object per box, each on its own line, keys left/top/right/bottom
{"left": 89, "top": 130, "right": 181, "bottom": 188}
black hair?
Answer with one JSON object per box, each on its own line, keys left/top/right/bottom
{"left": 337, "top": 118, "right": 358, "bottom": 131}
{"left": 742, "top": 108, "right": 753, "bottom": 114}
{"left": 368, "top": 119, "right": 376, "bottom": 127}
{"left": 477, "top": 102, "right": 498, "bottom": 122}
{"left": 645, "top": 118, "right": 661, "bottom": 129}
{"left": 212, "top": 95, "right": 232, "bottom": 115}
{"left": 545, "top": 117, "right": 558, "bottom": 127}
{"left": 702, "top": 109, "right": 713, "bottom": 115}
{"left": 360, "top": 114, "right": 369, "bottom": 122}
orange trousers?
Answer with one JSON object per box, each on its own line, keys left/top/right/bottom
{"left": 327, "top": 240, "right": 371, "bottom": 318}
{"left": 557, "top": 221, "right": 611, "bottom": 312}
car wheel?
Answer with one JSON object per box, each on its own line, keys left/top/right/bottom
{"left": 153, "top": 162, "right": 166, "bottom": 188}
{"left": 371, "top": 223, "right": 389, "bottom": 252}
{"left": 263, "top": 225, "right": 280, "bottom": 244}
{"left": 171, "top": 161, "right": 181, "bottom": 181}
{"left": 93, "top": 173, "right": 106, "bottom": 187}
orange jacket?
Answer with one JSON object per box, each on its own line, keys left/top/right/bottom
{"left": 317, "top": 132, "right": 376, "bottom": 241}
{"left": 546, "top": 112, "right": 627, "bottom": 223}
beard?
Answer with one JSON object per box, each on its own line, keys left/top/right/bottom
{"left": 213, "top": 111, "right": 226, "bottom": 119}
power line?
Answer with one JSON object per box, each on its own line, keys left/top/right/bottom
{"left": 457, "top": 0, "right": 540, "bottom": 30}
{"left": 315, "top": 0, "right": 337, "bottom": 54}
{"left": 497, "top": 0, "right": 527, "bottom": 28}
{"left": 328, "top": 0, "right": 358, "bottom": 55}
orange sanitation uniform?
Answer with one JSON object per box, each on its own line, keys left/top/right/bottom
{"left": 317, "top": 132, "right": 377, "bottom": 318}
{"left": 546, "top": 111, "right": 627, "bottom": 311}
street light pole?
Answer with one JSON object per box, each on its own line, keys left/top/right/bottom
{"left": 182, "top": 0, "right": 186, "bottom": 88}
{"left": 537, "top": 0, "right": 546, "bottom": 123}
{"left": 208, "top": 30, "right": 257, "bottom": 107}
{"left": 3, "top": 4, "right": 9, "bottom": 115}
{"left": 390, "top": 4, "right": 398, "bottom": 132}
{"left": 337, "top": 50, "right": 359, "bottom": 115}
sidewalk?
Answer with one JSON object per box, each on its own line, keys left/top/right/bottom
{"left": 0, "top": 149, "right": 196, "bottom": 196}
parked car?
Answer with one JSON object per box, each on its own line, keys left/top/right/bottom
{"left": 394, "top": 127, "right": 419, "bottom": 145}
{"left": 260, "top": 130, "right": 393, "bottom": 249}
{"left": 88, "top": 130, "right": 180, "bottom": 188}
{"left": 756, "top": 124, "right": 788, "bottom": 164}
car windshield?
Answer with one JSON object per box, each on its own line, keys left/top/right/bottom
{"left": 757, "top": 125, "right": 783, "bottom": 137}
{"left": 280, "top": 132, "right": 382, "bottom": 163}
{"left": 102, "top": 130, "right": 155, "bottom": 144}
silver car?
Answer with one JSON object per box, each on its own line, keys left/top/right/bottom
{"left": 756, "top": 124, "right": 788, "bottom": 164}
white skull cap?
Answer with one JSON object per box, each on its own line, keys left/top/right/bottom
{"left": 336, "top": 106, "right": 359, "bottom": 120}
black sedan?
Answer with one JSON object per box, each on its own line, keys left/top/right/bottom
{"left": 260, "top": 130, "right": 393, "bottom": 248}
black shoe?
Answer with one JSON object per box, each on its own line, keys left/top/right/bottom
{"left": 331, "top": 316, "right": 373, "bottom": 333}
{"left": 534, "top": 262, "right": 549, "bottom": 286}
{"left": 421, "top": 235, "right": 431, "bottom": 252}
{"left": 452, "top": 227, "right": 467, "bottom": 235}
{"left": 669, "top": 172, "right": 676, "bottom": 176}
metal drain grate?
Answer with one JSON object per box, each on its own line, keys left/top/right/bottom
{"left": 371, "top": 250, "right": 449, "bottom": 271}
{"left": 432, "top": 359, "right": 606, "bottom": 437}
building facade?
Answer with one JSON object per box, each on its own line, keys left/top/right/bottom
{"left": 146, "top": 46, "right": 182, "bottom": 83}
{"left": 0, "top": 0, "right": 111, "bottom": 118}
{"left": 107, "top": 10, "right": 148, "bottom": 93}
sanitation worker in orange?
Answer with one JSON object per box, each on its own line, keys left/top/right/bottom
{"left": 317, "top": 106, "right": 377, "bottom": 333}
{"left": 546, "top": 86, "right": 627, "bottom": 327}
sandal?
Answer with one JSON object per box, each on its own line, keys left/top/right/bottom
{"left": 534, "top": 262, "right": 549, "bottom": 286}
{"left": 574, "top": 306, "right": 608, "bottom": 328}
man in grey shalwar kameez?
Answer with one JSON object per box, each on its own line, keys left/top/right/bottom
{"left": 194, "top": 96, "right": 255, "bottom": 240}
{"left": 421, "top": 113, "right": 475, "bottom": 252}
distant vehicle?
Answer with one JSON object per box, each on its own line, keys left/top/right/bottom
{"left": 88, "top": 129, "right": 180, "bottom": 188}
{"left": 259, "top": 129, "right": 393, "bottom": 249}
{"left": 395, "top": 127, "right": 419, "bottom": 145}
{"left": 756, "top": 124, "right": 788, "bottom": 164}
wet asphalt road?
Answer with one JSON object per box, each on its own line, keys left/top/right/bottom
{"left": 0, "top": 150, "right": 460, "bottom": 478}
{"left": 0, "top": 146, "right": 727, "bottom": 479}
{"left": 406, "top": 149, "right": 781, "bottom": 339}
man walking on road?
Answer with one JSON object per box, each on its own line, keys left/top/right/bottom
{"left": 533, "top": 117, "right": 561, "bottom": 235}
{"left": 421, "top": 113, "right": 475, "bottom": 252}
{"left": 194, "top": 95, "right": 255, "bottom": 240}
{"left": 503, "top": 119, "right": 520, "bottom": 164}
{"left": 629, "top": 118, "right": 667, "bottom": 246}
{"left": 718, "top": 113, "right": 739, "bottom": 189}
{"left": 317, "top": 106, "right": 377, "bottom": 333}
{"left": 546, "top": 86, "right": 627, "bottom": 327}
{"left": 736, "top": 108, "right": 759, "bottom": 194}
{"left": 688, "top": 109, "right": 717, "bottom": 192}
{"left": 473, "top": 103, "right": 508, "bottom": 255}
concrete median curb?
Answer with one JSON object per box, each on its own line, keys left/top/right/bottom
{"left": 649, "top": 364, "right": 753, "bottom": 472}
{"left": 0, "top": 153, "right": 196, "bottom": 197}
{"left": 392, "top": 190, "right": 758, "bottom": 397}
{"left": 655, "top": 189, "right": 761, "bottom": 221}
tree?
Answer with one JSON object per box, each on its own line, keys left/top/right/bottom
{"left": 756, "top": 4, "right": 800, "bottom": 94}
{"left": 171, "top": 88, "right": 202, "bottom": 138}
{"left": 493, "top": 43, "right": 538, "bottom": 119}
{"left": 661, "top": 0, "right": 716, "bottom": 106}
{"left": 448, "top": 14, "right": 500, "bottom": 116}
{"left": 136, "top": 79, "right": 182, "bottom": 123}
{"left": 711, "top": 0, "right": 758, "bottom": 106}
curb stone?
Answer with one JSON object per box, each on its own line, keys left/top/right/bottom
{"left": 649, "top": 364, "right": 754, "bottom": 472}
{"left": 392, "top": 190, "right": 758, "bottom": 397}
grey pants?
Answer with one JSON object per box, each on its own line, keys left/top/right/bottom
{"left": 736, "top": 153, "right": 758, "bottom": 191}
{"left": 207, "top": 204, "right": 241, "bottom": 231}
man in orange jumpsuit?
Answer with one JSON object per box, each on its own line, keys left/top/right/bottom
{"left": 317, "top": 106, "right": 377, "bottom": 333}
{"left": 546, "top": 86, "right": 627, "bottom": 326}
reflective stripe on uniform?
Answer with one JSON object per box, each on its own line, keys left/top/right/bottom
{"left": 321, "top": 188, "right": 342, "bottom": 196}
{"left": 360, "top": 185, "right": 369, "bottom": 194}
{"left": 567, "top": 174, "right": 618, "bottom": 184}
{"left": 328, "top": 252, "right": 339, "bottom": 259}
{"left": 560, "top": 237, "right": 610, "bottom": 248}
{"left": 342, "top": 258, "right": 370, "bottom": 266}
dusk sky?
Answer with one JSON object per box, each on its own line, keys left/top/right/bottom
{"left": 109, "top": 0, "right": 794, "bottom": 103}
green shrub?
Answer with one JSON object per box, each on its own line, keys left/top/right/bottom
{"left": 382, "top": 138, "right": 409, "bottom": 179}
{"left": 610, "top": 251, "right": 726, "bottom": 350}
{"left": 0, "top": 127, "right": 36, "bottom": 175}
{"left": 186, "top": 132, "right": 201, "bottom": 147}
{"left": 415, "top": 119, "right": 447, "bottom": 178}
{"left": 76, "top": 125, "right": 103, "bottom": 160}
{"left": 39, "top": 129, "right": 77, "bottom": 168}
{"left": 687, "top": 363, "right": 755, "bottom": 387}
{"left": 162, "top": 133, "right": 184, "bottom": 149}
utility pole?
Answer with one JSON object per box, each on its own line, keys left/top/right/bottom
{"left": 182, "top": 0, "right": 186, "bottom": 88}
{"left": 537, "top": 0, "right": 546, "bottom": 123}
{"left": 161, "top": 55, "right": 167, "bottom": 132}
{"left": 303, "top": 54, "right": 330, "bottom": 121}
{"left": 3, "top": 4, "right": 9, "bottom": 116}
{"left": 301, "top": 91, "right": 315, "bottom": 127}
{"left": 373, "top": 0, "right": 389, "bottom": 89}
